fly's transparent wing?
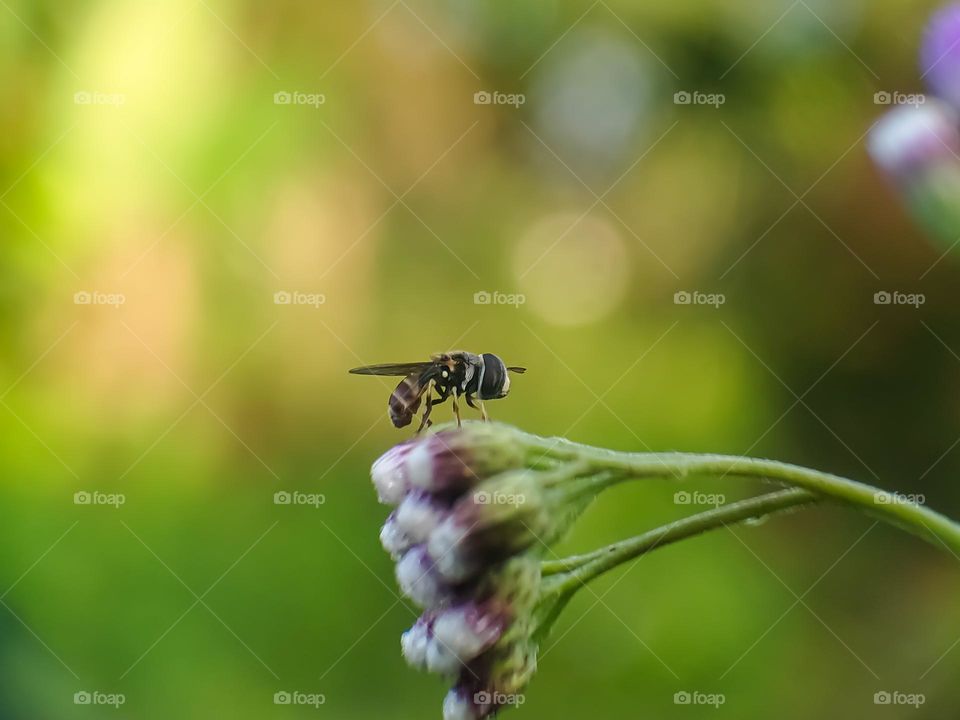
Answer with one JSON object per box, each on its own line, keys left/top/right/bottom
{"left": 349, "top": 362, "right": 433, "bottom": 377}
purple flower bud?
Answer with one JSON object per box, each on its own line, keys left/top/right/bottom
{"left": 426, "top": 636, "right": 463, "bottom": 675}
{"left": 442, "top": 687, "right": 483, "bottom": 720}
{"left": 446, "top": 642, "right": 537, "bottom": 719}
{"left": 922, "top": 3, "right": 960, "bottom": 108}
{"left": 869, "top": 98, "right": 960, "bottom": 245}
{"left": 432, "top": 604, "right": 505, "bottom": 662}
{"left": 405, "top": 424, "right": 525, "bottom": 496}
{"left": 868, "top": 99, "right": 960, "bottom": 180}
{"left": 395, "top": 490, "right": 451, "bottom": 544}
{"left": 380, "top": 512, "right": 414, "bottom": 559}
{"left": 400, "top": 614, "right": 432, "bottom": 669}
{"left": 396, "top": 546, "right": 453, "bottom": 608}
{"left": 427, "top": 472, "right": 549, "bottom": 583}
{"left": 403, "top": 608, "right": 497, "bottom": 675}
{"left": 371, "top": 442, "right": 417, "bottom": 505}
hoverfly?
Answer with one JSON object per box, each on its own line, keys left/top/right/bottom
{"left": 349, "top": 351, "right": 526, "bottom": 432}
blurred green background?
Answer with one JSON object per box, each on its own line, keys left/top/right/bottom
{"left": 1, "top": 0, "right": 959, "bottom": 717}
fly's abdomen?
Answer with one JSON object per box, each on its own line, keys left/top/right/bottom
{"left": 389, "top": 375, "right": 423, "bottom": 427}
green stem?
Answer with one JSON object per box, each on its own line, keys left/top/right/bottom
{"left": 515, "top": 430, "right": 960, "bottom": 558}
{"left": 540, "top": 488, "right": 817, "bottom": 593}
{"left": 530, "top": 488, "right": 818, "bottom": 641}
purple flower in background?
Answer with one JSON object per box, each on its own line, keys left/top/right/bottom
{"left": 922, "top": 3, "right": 960, "bottom": 109}
{"left": 868, "top": 3, "right": 960, "bottom": 249}
{"left": 868, "top": 99, "right": 960, "bottom": 180}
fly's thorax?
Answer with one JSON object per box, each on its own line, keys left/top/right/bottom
{"left": 435, "top": 353, "right": 480, "bottom": 397}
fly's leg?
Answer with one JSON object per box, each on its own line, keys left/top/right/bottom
{"left": 465, "top": 394, "right": 488, "bottom": 422}
{"left": 417, "top": 382, "right": 436, "bottom": 434}
{"left": 451, "top": 391, "right": 462, "bottom": 428}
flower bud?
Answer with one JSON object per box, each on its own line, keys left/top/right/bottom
{"left": 442, "top": 687, "right": 482, "bottom": 720}
{"left": 405, "top": 424, "right": 525, "bottom": 496}
{"left": 442, "top": 642, "right": 538, "bottom": 720}
{"left": 869, "top": 99, "right": 960, "bottom": 245}
{"left": 428, "top": 471, "right": 550, "bottom": 582}
{"left": 395, "top": 490, "right": 450, "bottom": 544}
{"left": 380, "top": 512, "right": 414, "bottom": 559}
{"left": 869, "top": 99, "right": 960, "bottom": 180}
{"left": 426, "top": 635, "right": 463, "bottom": 675}
{"left": 403, "top": 609, "right": 499, "bottom": 676}
{"left": 396, "top": 545, "right": 453, "bottom": 608}
{"left": 371, "top": 442, "right": 416, "bottom": 505}
{"left": 400, "top": 614, "right": 433, "bottom": 669}
{"left": 432, "top": 604, "right": 505, "bottom": 663}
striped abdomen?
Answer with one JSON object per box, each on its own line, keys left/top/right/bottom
{"left": 389, "top": 374, "right": 425, "bottom": 427}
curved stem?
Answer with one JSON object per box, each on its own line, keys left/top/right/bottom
{"left": 514, "top": 430, "right": 960, "bottom": 558}
{"left": 530, "top": 488, "right": 818, "bottom": 641}
{"left": 540, "top": 489, "right": 817, "bottom": 596}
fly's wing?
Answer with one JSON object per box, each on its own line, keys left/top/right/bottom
{"left": 389, "top": 366, "right": 441, "bottom": 428}
{"left": 349, "top": 362, "right": 433, "bottom": 376}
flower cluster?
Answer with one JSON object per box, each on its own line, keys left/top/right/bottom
{"left": 869, "top": 3, "right": 960, "bottom": 246}
{"left": 365, "top": 422, "right": 960, "bottom": 718}
{"left": 371, "top": 424, "right": 593, "bottom": 719}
